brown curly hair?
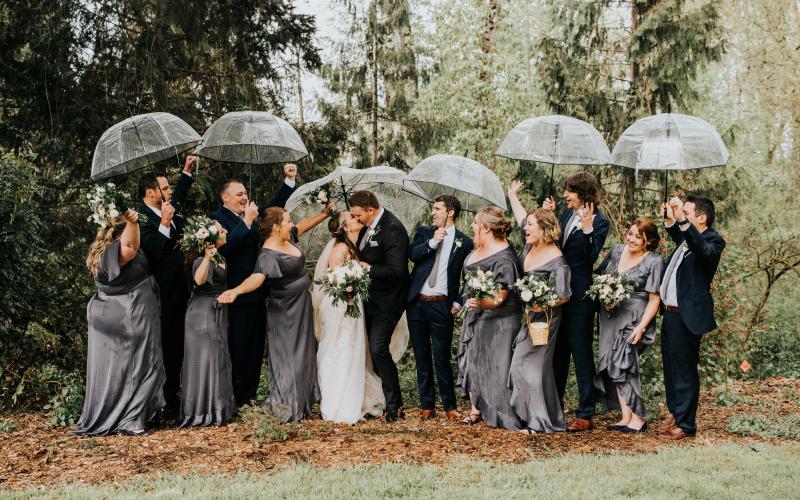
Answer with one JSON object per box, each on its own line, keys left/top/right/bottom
{"left": 86, "top": 215, "right": 128, "bottom": 276}
{"left": 476, "top": 207, "right": 512, "bottom": 240}
{"left": 564, "top": 172, "right": 602, "bottom": 205}
{"left": 526, "top": 208, "right": 561, "bottom": 245}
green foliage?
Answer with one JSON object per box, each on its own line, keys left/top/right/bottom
{"left": 728, "top": 412, "right": 800, "bottom": 441}
{"left": 0, "top": 420, "right": 15, "bottom": 432}
{"left": 239, "top": 404, "right": 309, "bottom": 444}
{"left": 41, "top": 369, "right": 85, "bottom": 427}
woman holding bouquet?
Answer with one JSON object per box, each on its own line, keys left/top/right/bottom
{"left": 74, "top": 209, "right": 165, "bottom": 436}
{"left": 507, "top": 194, "right": 572, "bottom": 433}
{"left": 311, "top": 211, "right": 388, "bottom": 424}
{"left": 217, "top": 206, "right": 331, "bottom": 422}
{"left": 457, "top": 207, "right": 522, "bottom": 430}
{"left": 179, "top": 220, "right": 237, "bottom": 427}
{"left": 593, "top": 217, "right": 663, "bottom": 433}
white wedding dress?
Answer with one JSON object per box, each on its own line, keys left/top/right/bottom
{"left": 312, "top": 239, "right": 409, "bottom": 424}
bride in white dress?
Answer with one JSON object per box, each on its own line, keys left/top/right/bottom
{"left": 312, "top": 211, "right": 408, "bottom": 424}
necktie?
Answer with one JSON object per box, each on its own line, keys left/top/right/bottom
{"left": 427, "top": 240, "right": 444, "bottom": 288}
{"left": 359, "top": 229, "right": 370, "bottom": 251}
{"left": 661, "top": 241, "right": 687, "bottom": 297}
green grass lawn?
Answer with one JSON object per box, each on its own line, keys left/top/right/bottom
{"left": 3, "top": 443, "right": 798, "bottom": 499}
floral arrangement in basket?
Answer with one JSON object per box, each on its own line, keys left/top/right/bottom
{"left": 314, "top": 259, "right": 371, "bottom": 318}
{"left": 303, "top": 180, "right": 340, "bottom": 215}
{"left": 456, "top": 268, "right": 502, "bottom": 320}
{"left": 86, "top": 183, "right": 147, "bottom": 227}
{"left": 585, "top": 273, "right": 635, "bottom": 317}
{"left": 514, "top": 275, "right": 558, "bottom": 346}
{"left": 180, "top": 215, "right": 223, "bottom": 265}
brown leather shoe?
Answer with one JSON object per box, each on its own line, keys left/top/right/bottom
{"left": 419, "top": 409, "right": 436, "bottom": 420}
{"left": 657, "top": 413, "right": 676, "bottom": 434}
{"left": 566, "top": 418, "right": 593, "bottom": 432}
{"left": 445, "top": 410, "right": 462, "bottom": 422}
{"left": 658, "top": 426, "right": 695, "bottom": 440}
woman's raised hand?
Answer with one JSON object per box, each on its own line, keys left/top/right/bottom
{"left": 123, "top": 209, "right": 139, "bottom": 224}
{"left": 508, "top": 180, "right": 523, "bottom": 198}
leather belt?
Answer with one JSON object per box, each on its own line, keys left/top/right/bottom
{"left": 418, "top": 294, "right": 448, "bottom": 303}
{"left": 664, "top": 305, "right": 680, "bottom": 313}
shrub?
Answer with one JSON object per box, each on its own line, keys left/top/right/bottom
{"left": 728, "top": 412, "right": 800, "bottom": 440}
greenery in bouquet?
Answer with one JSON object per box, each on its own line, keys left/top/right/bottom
{"left": 585, "top": 273, "right": 634, "bottom": 317}
{"left": 514, "top": 274, "right": 558, "bottom": 315}
{"left": 86, "top": 183, "right": 146, "bottom": 227}
{"left": 180, "top": 215, "right": 224, "bottom": 265}
{"left": 457, "top": 268, "right": 502, "bottom": 320}
{"left": 303, "top": 180, "right": 340, "bottom": 214}
{"left": 314, "top": 259, "right": 371, "bottom": 318}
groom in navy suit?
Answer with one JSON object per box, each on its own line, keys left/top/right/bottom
{"left": 210, "top": 163, "right": 297, "bottom": 406}
{"left": 658, "top": 194, "right": 725, "bottom": 440}
{"left": 406, "top": 195, "right": 473, "bottom": 422}
{"left": 544, "top": 172, "right": 609, "bottom": 432}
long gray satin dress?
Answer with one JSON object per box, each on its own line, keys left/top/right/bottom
{"left": 72, "top": 240, "right": 165, "bottom": 436}
{"left": 509, "top": 252, "right": 571, "bottom": 433}
{"left": 256, "top": 229, "right": 318, "bottom": 422}
{"left": 179, "top": 258, "right": 237, "bottom": 427}
{"left": 456, "top": 246, "right": 523, "bottom": 430}
{"left": 593, "top": 244, "right": 664, "bottom": 419}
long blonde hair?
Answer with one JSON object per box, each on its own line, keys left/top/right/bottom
{"left": 86, "top": 215, "right": 127, "bottom": 276}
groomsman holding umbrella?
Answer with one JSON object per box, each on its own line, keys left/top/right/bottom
{"left": 658, "top": 195, "right": 725, "bottom": 440}
{"left": 406, "top": 195, "right": 473, "bottom": 422}
{"left": 137, "top": 155, "right": 197, "bottom": 416}
{"left": 210, "top": 163, "right": 298, "bottom": 407}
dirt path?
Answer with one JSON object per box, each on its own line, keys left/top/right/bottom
{"left": 1, "top": 378, "right": 797, "bottom": 490}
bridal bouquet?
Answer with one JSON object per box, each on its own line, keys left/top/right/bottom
{"left": 585, "top": 273, "right": 634, "bottom": 317}
{"left": 456, "top": 268, "right": 502, "bottom": 320}
{"left": 314, "top": 259, "right": 371, "bottom": 318}
{"left": 86, "top": 183, "right": 146, "bottom": 227}
{"left": 303, "top": 180, "right": 340, "bottom": 215}
{"left": 514, "top": 275, "right": 558, "bottom": 346}
{"left": 180, "top": 215, "right": 223, "bottom": 265}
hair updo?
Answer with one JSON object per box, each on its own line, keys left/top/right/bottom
{"left": 632, "top": 217, "right": 660, "bottom": 251}
{"left": 258, "top": 207, "right": 286, "bottom": 238}
{"left": 527, "top": 208, "right": 561, "bottom": 245}
{"left": 476, "top": 207, "right": 512, "bottom": 240}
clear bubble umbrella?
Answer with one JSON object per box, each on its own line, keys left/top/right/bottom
{"left": 91, "top": 112, "right": 202, "bottom": 181}
{"left": 495, "top": 115, "right": 611, "bottom": 198}
{"left": 611, "top": 113, "right": 729, "bottom": 200}
{"left": 286, "top": 164, "right": 428, "bottom": 261}
{"left": 402, "top": 154, "right": 507, "bottom": 213}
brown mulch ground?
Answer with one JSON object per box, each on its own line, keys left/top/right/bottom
{"left": 1, "top": 378, "right": 798, "bottom": 490}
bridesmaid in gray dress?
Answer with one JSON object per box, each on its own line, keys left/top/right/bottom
{"left": 508, "top": 208, "right": 571, "bottom": 433}
{"left": 73, "top": 210, "right": 165, "bottom": 436}
{"left": 179, "top": 223, "right": 237, "bottom": 427}
{"left": 218, "top": 206, "right": 331, "bottom": 422}
{"left": 457, "top": 207, "right": 523, "bottom": 430}
{"left": 593, "top": 217, "right": 663, "bottom": 433}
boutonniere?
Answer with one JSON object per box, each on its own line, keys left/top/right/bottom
{"left": 455, "top": 238, "right": 463, "bottom": 249}
{"left": 367, "top": 227, "right": 381, "bottom": 238}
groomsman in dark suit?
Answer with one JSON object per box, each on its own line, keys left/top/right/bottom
{"left": 350, "top": 190, "right": 409, "bottom": 423}
{"left": 658, "top": 195, "right": 725, "bottom": 440}
{"left": 543, "top": 172, "right": 609, "bottom": 431}
{"left": 137, "top": 155, "right": 197, "bottom": 415}
{"left": 210, "top": 163, "right": 297, "bottom": 407}
{"left": 406, "top": 195, "right": 473, "bottom": 422}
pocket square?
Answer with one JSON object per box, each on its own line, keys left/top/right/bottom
{"left": 369, "top": 240, "right": 379, "bottom": 247}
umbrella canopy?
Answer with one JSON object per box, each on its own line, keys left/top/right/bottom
{"left": 194, "top": 111, "right": 308, "bottom": 164}
{"left": 286, "top": 165, "right": 427, "bottom": 261}
{"left": 496, "top": 115, "right": 611, "bottom": 165}
{"left": 611, "top": 113, "right": 729, "bottom": 174}
{"left": 91, "top": 112, "right": 201, "bottom": 181}
{"left": 403, "top": 154, "right": 507, "bottom": 212}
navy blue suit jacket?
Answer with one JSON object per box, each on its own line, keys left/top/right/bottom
{"left": 210, "top": 182, "right": 295, "bottom": 305}
{"left": 407, "top": 226, "right": 474, "bottom": 307}
{"left": 663, "top": 222, "right": 726, "bottom": 335}
{"left": 138, "top": 172, "right": 194, "bottom": 307}
{"left": 557, "top": 207, "right": 610, "bottom": 314}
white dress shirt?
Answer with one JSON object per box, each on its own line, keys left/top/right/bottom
{"left": 420, "top": 225, "right": 455, "bottom": 297}
{"left": 147, "top": 205, "right": 176, "bottom": 238}
{"left": 659, "top": 219, "right": 692, "bottom": 307}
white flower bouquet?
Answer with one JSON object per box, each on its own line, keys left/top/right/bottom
{"left": 86, "top": 183, "right": 145, "bottom": 227}
{"left": 180, "top": 215, "right": 223, "bottom": 265}
{"left": 585, "top": 273, "right": 635, "bottom": 317}
{"left": 314, "top": 259, "right": 371, "bottom": 318}
{"left": 303, "top": 180, "right": 340, "bottom": 214}
{"left": 457, "top": 268, "right": 502, "bottom": 320}
{"left": 514, "top": 275, "right": 558, "bottom": 346}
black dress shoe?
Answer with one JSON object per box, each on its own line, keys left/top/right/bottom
{"left": 384, "top": 408, "right": 405, "bottom": 424}
{"left": 621, "top": 422, "right": 648, "bottom": 434}
{"left": 119, "top": 429, "right": 150, "bottom": 437}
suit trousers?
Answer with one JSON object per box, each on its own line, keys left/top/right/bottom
{"left": 407, "top": 299, "right": 457, "bottom": 411}
{"left": 661, "top": 311, "right": 701, "bottom": 434}
{"left": 364, "top": 309, "right": 404, "bottom": 411}
{"left": 228, "top": 301, "right": 267, "bottom": 407}
{"left": 553, "top": 311, "right": 597, "bottom": 419}
{"left": 161, "top": 299, "right": 186, "bottom": 410}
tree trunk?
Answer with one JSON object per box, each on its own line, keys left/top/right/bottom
{"left": 296, "top": 52, "right": 304, "bottom": 127}
{"left": 370, "top": 26, "right": 379, "bottom": 167}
